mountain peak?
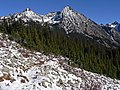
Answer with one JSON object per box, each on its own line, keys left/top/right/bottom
{"left": 112, "top": 21, "right": 119, "bottom": 25}
{"left": 62, "top": 6, "right": 75, "bottom": 16}
{"left": 25, "top": 8, "right": 31, "bottom": 11}
{"left": 63, "top": 6, "right": 73, "bottom": 11}
{"left": 12, "top": 8, "right": 43, "bottom": 23}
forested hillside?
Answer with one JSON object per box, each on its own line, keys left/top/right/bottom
{"left": 0, "top": 20, "right": 120, "bottom": 79}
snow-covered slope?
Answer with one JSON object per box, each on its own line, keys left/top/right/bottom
{"left": 0, "top": 8, "right": 43, "bottom": 23}
{"left": 43, "top": 12, "right": 56, "bottom": 23}
{"left": 0, "top": 33, "right": 120, "bottom": 90}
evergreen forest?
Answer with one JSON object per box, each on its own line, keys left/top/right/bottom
{"left": 0, "top": 20, "right": 120, "bottom": 79}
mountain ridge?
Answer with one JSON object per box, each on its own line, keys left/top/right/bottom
{"left": 0, "top": 6, "right": 120, "bottom": 47}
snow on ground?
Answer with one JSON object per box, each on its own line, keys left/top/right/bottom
{"left": 0, "top": 33, "right": 120, "bottom": 90}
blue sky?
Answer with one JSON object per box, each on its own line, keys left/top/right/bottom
{"left": 0, "top": 0, "right": 120, "bottom": 24}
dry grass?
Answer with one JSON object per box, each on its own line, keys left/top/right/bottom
{"left": 0, "top": 74, "right": 13, "bottom": 82}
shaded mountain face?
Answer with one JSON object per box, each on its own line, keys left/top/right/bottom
{"left": 101, "top": 22, "right": 120, "bottom": 46}
{"left": 105, "top": 21, "right": 120, "bottom": 32}
{"left": 0, "top": 6, "right": 120, "bottom": 47}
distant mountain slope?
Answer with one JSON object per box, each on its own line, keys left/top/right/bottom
{"left": 106, "top": 21, "right": 120, "bottom": 32}
{"left": 0, "top": 33, "right": 120, "bottom": 90}
{"left": 101, "top": 22, "right": 120, "bottom": 45}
